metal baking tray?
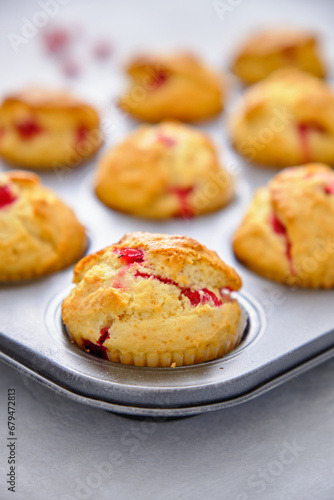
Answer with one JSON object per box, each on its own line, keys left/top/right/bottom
{"left": 1, "top": 93, "right": 334, "bottom": 417}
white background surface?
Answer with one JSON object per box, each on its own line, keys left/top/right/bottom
{"left": 1, "top": 0, "right": 334, "bottom": 498}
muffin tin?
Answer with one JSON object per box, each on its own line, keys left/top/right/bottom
{"left": 1, "top": 94, "right": 334, "bottom": 417}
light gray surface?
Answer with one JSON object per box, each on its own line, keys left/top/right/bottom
{"left": 1, "top": 358, "right": 334, "bottom": 500}
{"left": 1, "top": 0, "right": 334, "bottom": 497}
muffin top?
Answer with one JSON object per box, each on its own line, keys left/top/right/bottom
{"left": 0, "top": 87, "right": 102, "bottom": 169}
{"left": 229, "top": 68, "right": 334, "bottom": 167}
{"left": 74, "top": 231, "right": 242, "bottom": 290}
{"left": 0, "top": 88, "right": 100, "bottom": 134}
{"left": 1, "top": 87, "right": 99, "bottom": 115}
{"left": 233, "top": 163, "right": 334, "bottom": 287}
{"left": 231, "top": 28, "right": 325, "bottom": 84}
{"left": 118, "top": 52, "right": 224, "bottom": 122}
{"left": 0, "top": 170, "right": 87, "bottom": 281}
{"left": 95, "top": 121, "right": 234, "bottom": 219}
{"left": 236, "top": 29, "right": 316, "bottom": 52}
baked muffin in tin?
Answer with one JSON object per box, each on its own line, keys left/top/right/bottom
{"left": 231, "top": 28, "right": 325, "bottom": 85}
{"left": 233, "top": 163, "right": 334, "bottom": 287}
{"left": 119, "top": 52, "right": 224, "bottom": 123}
{"left": 0, "top": 170, "right": 87, "bottom": 281}
{"left": 62, "top": 232, "right": 243, "bottom": 367}
{"left": 95, "top": 121, "right": 234, "bottom": 219}
{"left": 229, "top": 68, "right": 334, "bottom": 167}
{"left": 0, "top": 88, "right": 102, "bottom": 170}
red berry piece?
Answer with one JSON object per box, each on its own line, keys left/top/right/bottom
{"left": 135, "top": 271, "right": 177, "bottom": 287}
{"left": 270, "top": 213, "right": 293, "bottom": 269}
{"left": 324, "top": 180, "right": 334, "bottom": 195}
{"left": 297, "top": 122, "right": 324, "bottom": 163}
{"left": 135, "top": 271, "right": 222, "bottom": 307}
{"left": 81, "top": 339, "right": 108, "bottom": 360}
{"left": 75, "top": 125, "right": 88, "bottom": 145}
{"left": 148, "top": 70, "right": 169, "bottom": 90}
{"left": 98, "top": 326, "right": 110, "bottom": 344}
{"left": 169, "top": 186, "right": 194, "bottom": 219}
{"left": 115, "top": 248, "right": 144, "bottom": 265}
{"left": 271, "top": 213, "right": 287, "bottom": 236}
{"left": 82, "top": 326, "right": 110, "bottom": 360}
{"left": 182, "top": 287, "right": 222, "bottom": 307}
{"left": 181, "top": 288, "right": 202, "bottom": 307}
{"left": 200, "top": 288, "right": 223, "bottom": 307}
{"left": 15, "top": 120, "right": 43, "bottom": 140}
{"left": 0, "top": 185, "right": 17, "bottom": 209}
{"left": 156, "top": 133, "right": 176, "bottom": 147}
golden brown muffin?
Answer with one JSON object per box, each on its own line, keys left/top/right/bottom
{"left": 0, "top": 170, "right": 87, "bottom": 281}
{"left": 229, "top": 68, "right": 334, "bottom": 168}
{"left": 0, "top": 88, "right": 102, "bottom": 170}
{"left": 95, "top": 121, "right": 234, "bottom": 219}
{"left": 231, "top": 28, "right": 326, "bottom": 85}
{"left": 233, "top": 163, "right": 334, "bottom": 287}
{"left": 62, "top": 232, "right": 243, "bottom": 367}
{"left": 118, "top": 53, "right": 224, "bottom": 123}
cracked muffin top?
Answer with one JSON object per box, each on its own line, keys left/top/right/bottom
{"left": 95, "top": 121, "right": 234, "bottom": 219}
{"left": 62, "top": 232, "right": 243, "bottom": 367}
{"left": 231, "top": 28, "right": 326, "bottom": 85}
{"left": 118, "top": 52, "right": 224, "bottom": 123}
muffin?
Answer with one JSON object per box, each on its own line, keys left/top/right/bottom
{"left": 0, "top": 170, "right": 87, "bottom": 281}
{"left": 231, "top": 28, "right": 326, "bottom": 85}
{"left": 62, "top": 232, "right": 243, "bottom": 367}
{"left": 118, "top": 53, "right": 224, "bottom": 123}
{"left": 95, "top": 121, "right": 234, "bottom": 219}
{"left": 0, "top": 88, "right": 102, "bottom": 169}
{"left": 233, "top": 163, "right": 334, "bottom": 287}
{"left": 229, "top": 68, "right": 334, "bottom": 168}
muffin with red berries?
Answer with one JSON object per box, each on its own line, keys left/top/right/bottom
{"left": 233, "top": 163, "right": 334, "bottom": 287}
{"left": 0, "top": 170, "right": 87, "bottom": 281}
{"left": 0, "top": 88, "right": 102, "bottom": 169}
{"left": 95, "top": 121, "right": 234, "bottom": 219}
{"left": 119, "top": 53, "right": 224, "bottom": 122}
{"left": 229, "top": 68, "right": 334, "bottom": 167}
{"left": 62, "top": 232, "right": 243, "bottom": 367}
{"left": 231, "top": 28, "right": 326, "bottom": 85}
